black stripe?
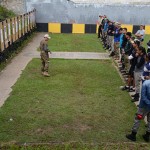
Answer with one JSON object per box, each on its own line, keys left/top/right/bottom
{"left": 61, "top": 24, "right": 72, "bottom": 33}
{"left": 36, "top": 23, "right": 48, "bottom": 32}
{"left": 85, "top": 24, "right": 96, "bottom": 33}
{"left": 133, "top": 25, "right": 140, "bottom": 34}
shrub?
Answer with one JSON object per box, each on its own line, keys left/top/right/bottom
{"left": 0, "top": 5, "right": 16, "bottom": 21}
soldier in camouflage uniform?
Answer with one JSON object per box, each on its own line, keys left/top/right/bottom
{"left": 40, "top": 34, "right": 51, "bottom": 77}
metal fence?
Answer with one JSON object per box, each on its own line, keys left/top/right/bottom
{"left": 0, "top": 9, "right": 36, "bottom": 52}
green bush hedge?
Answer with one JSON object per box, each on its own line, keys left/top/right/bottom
{"left": 0, "top": 5, "right": 16, "bottom": 21}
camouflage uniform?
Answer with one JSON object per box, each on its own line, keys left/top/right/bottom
{"left": 40, "top": 39, "right": 50, "bottom": 74}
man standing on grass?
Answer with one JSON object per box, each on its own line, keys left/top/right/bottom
{"left": 131, "top": 46, "right": 146, "bottom": 102}
{"left": 98, "top": 15, "right": 103, "bottom": 38}
{"left": 126, "top": 79, "right": 150, "bottom": 142}
{"left": 107, "top": 21, "right": 115, "bottom": 55}
{"left": 40, "top": 34, "right": 51, "bottom": 77}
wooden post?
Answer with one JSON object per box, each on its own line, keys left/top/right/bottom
{"left": 15, "top": 17, "right": 19, "bottom": 40}
{"left": 18, "top": 16, "right": 22, "bottom": 38}
{"left": 27, "top": 13, "right": 30, "bottom": 32}
{"left": 25, "top": 14, "right": 28, "bottom": 33}
{"left": 0, "top": 22, "right": 5, "bottom": 51}
{"left": 11, "top": 18, "right": 16, "bottom": 42}
{"left": 3, "top": 20, "right": 8, "bottom": 48}
{"left": 33, "top": 9, "right": 36, "bottom": 27}
{"left": 7, "top": 19, "right": 12, "bottom": 45}
{"left": 22, "top": 14, "right": 25, "bottom": 36}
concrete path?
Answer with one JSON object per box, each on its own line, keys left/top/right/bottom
{"left": 28, "top": 52, "right": 109, "bottom": 60}
{"left": 0, "top": 32, "right": 109, "bottom": 107}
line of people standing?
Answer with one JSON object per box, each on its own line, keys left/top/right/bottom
{"left": 98, "top": 15, "right": 150, "bottom": 142}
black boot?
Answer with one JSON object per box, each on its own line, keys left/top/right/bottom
{"left": 131, "top": 93, "right": 139, "bottom": 98}
{"left": 131, "top": 98, "right": 139, "bottom": 102}
{"left": 131, "top": 96, "right": 139, "bottom": 102}
{"left": 126, "top": 131, "right": 137, "bottom": 141}
{"left": 109, "top": 51, "right": 115, "bottom": 57}
{"left": 143, "top": 131, "right": 150, "bottom": 142}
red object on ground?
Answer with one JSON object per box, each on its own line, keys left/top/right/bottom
{"left": 137, "top": 114, "right": 143, "bottom": 120}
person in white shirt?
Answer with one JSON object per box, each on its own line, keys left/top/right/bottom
{"left": 135, "top": 25, "right": 145, "bottom": 42}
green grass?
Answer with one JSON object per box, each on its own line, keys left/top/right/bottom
{"left": 48, "top": 34, "right": 104, "bottom": 52}
{"left": 143, "top": 35, "right": 150, "bottom": 51}
{"left": 1, "top": 34, "right": 150, "bottom": 149}
{"left": 46, "top": 33, "right": 150, "bottom": 53}
{"left": 1, "top": 142, "right": 150, "bottom": 150}
{"left": 0, "top": 59, "right": 149, "bottom": 149}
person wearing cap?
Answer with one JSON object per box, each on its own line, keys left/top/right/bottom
{"left": 135, "top": 25, "right": 145, "bottom": 43}
{"left": 40, "top": 34, "right": 51, "bottom": 77}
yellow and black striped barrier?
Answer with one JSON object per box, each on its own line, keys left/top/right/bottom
{"left": 36, "top": 23, "right": 150, "bottom": 34}
{"left": 48, "top": 23, "right": 96, "bottom": 33}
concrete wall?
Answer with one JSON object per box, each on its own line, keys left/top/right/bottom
{"left": 72, "top": 0, "right": 150, "bottom": 4}
{"left": 0, "top": 0, "right": 150, "bottom": 25}
{"left": 26, "top": 0, "right": 150, "bottom": 25}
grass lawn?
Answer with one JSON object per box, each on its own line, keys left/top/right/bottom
{"left": 143, "top": 34, "right": 150, "bottom": 50}
{"left": 47, "top": 34, "right": 104, "bottom": 52}
{"left": 46, "top": 33, "right": 150, "bottom": 53}
{"left": 0, "top": 59, "right": 149, "bottom": 149}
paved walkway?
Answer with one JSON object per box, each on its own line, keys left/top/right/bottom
{"left": 29, "top": 52, "right": 109, "bottom": 60}
{"left": 0, "top": 32, "right": 109, "bottom": 107}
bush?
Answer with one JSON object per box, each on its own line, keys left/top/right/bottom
{"left": 0, "top": 5, "right": 16, "bottom": 21}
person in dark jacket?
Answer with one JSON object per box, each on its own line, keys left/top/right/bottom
{"left": 102, "top": 19, "right": 109, "bottom": 49}
{"left": 121, "top": 28, "right": 128, "bottom": 49}
{"left": 120, "top": 39, "right": 140, "bottom": 92}
{"left": 141, "top": 52, "right": 150, "bottom": 82}
{"left": 131, "top": 46, "right": 146, "bottom": 102}
{"left": 107, "top": 21, "right": 115, "bottom": 49}
{"left": 119, "top": 28, "right": 128, "bottom": 70}
{"left": 123, "top": 32, "right": 133, "bottom": 72}
{"left": 98, "top": 15, "right": 103, "bottom": 38}
{"left": 126, "top": 79, "right": 150, "bottom": 142}
{"left": 101, "top": 16, "right": 107, "bottom": 42}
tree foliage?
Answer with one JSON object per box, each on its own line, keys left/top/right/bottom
{"left": 0, "top": 5, "right": 16, "bottom": 21}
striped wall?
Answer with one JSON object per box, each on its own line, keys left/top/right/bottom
{"left": 36, "top": 23, "right": 150, "bottom": 34}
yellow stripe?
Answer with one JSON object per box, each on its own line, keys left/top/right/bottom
{"left": 72, "top": 24, "right": 85, "bottom": 33}
{"left": 121, "top": 24, "right": 133, "bottom": 33}
{"left": 48, "top": 23, "right": 61, "bottom": 33}
{"left": 145, "top": 25, "right": 150, "bottom": 34}
{"left": 96, "top": 24, "right": 99, "bottom": 34}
